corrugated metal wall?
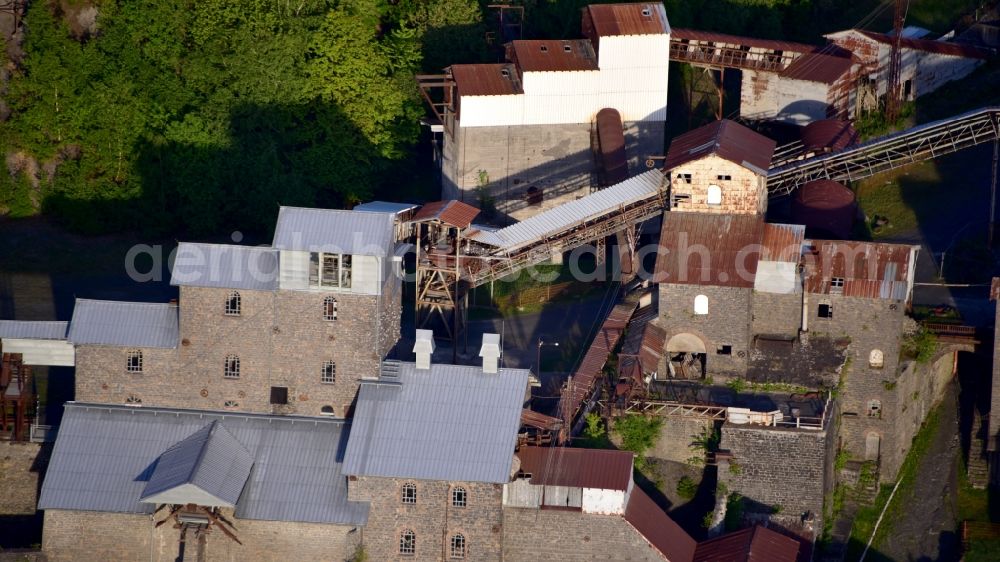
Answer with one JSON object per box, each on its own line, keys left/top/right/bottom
{"left": 1, "top": 338, "right": 75, "bottom": 366}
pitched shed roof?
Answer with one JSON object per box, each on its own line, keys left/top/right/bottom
{"left": 0, "top": 320, "right": 68, "bottom": 340}
{"left": 342, "top": 361, "right": 530, "bottom": 483}
{"left": 624, "top": 488, "right": 698, "bottom": 562}
{"left": 353, "top": 201, "right": 421, "bottom": 215}
{"left": 38, "top": 403, "right": 369, "bottom": 525}
{"left": 470, "top": 170, "right": 664, "bottom": 250}
{"left": 803, "top": 239, "right": 916, "bottom": 300}
{"left": 665, "top": 120, "right": 776, "bottom": 174}
{"left": 139, "top": 421, "right": 254, "bottom": 508}
{"left": 272, "top": 206, "right": 395, "bottom": 256}
{"left": 170, "top": 243, "right": 279, "bottom": 291}
{"left": 516, "top": 446, "right": 633, "bottom": 491}
{"left": 508, "top": 40, "right": 599, "bottom": 72}
{"left": 781, "top": 52, "right": 854, "bottom": 84}
{"left": 693, "top": 525, "right": 801, "bottom": 562}
{"left": 654, "top": 213, "right": 766, "bottom": 288}
{"left": 828, "top": 29, "right": 990, "bottom": 59}
{"left": 585, "top": 3, "right": 670, "bottom": 37}
{"left": 68, "top": 299, "right": 179, "bottom": 348}
{"left": 411, "top": 200, "right": 481, "bottom": 229}
{"left": 450, "top": 64, "right": 522, "bottom": 97}
{"left": 761, "top": 223, "right": 805, "bottom": 263}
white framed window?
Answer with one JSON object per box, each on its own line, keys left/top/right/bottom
{"left": 401, "top": 483, "right": 417, "bottom": 504}
{"left": 400, "top": 530, "right": 416, "bottom": 556}
{"left": 706, "top": 184, "right": 722, "bottom": 205}
{"left": 309, "top": 253, "right": 352, "bottom": 289}
{"left": 452, "top": 487, "right": 467, "bottom": 507}
{"left": 125, "top": 395, "right": 142, "bottom": 406}
{"left": 126, "top": 349, "right": 143, "bottom": 373}
{"left": 323, "top": 296, "right": 338, "bottom": 321}
{"left": 224, "top": 354, "right": 240, "bottom": 379}
{"left": 225, "top": 291, "right": 241, "bottom": 316}
{"left": 322, "top": 360, "right": 336, "bottom": 384}
{"left": 450, "top": 534, "right": 466, "bottom": 559}
{"left": 694, "top": 295, "right": 708, "bottom": 315}
{"left": 869, "top": 349, "right": 884, "bottom": 369}
{"left": 830, "top": 277, "right": 845, "bottom": 294}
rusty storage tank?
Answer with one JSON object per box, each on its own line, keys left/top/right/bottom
{"left": 596, "top": 108, "right": 628, "bottom": 186}
{"left": 801, "top": 119, "right": 858, "bottom": 154}
{"left": 791, "top": 179, "right": 856, "bottom": 239}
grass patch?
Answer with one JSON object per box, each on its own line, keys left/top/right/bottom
{"left": 854, "top": 167, "right": 941, "bottom": 239}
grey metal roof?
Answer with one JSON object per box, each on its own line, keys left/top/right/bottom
{"left": 272, "top": 206, "right": 395, "bottom": 256}
{"left": 0, "top": 320, "right": 68, "bottom": 340}
{"left": 68, "top": 299, "right": 179, "bottom": 349}
{"left": 343, "top": 361, "right": 530, "bottom": 483}
{"left": 353, "top": 201, "right": 420, "bottom": 215}
{"left": 469, "top": 170, "right": 664, "bottom": 250}
{"left": 39, "top": 403, "right": 369, "bottom": 525}
{"left": 139, "top": 421, "right": 254, "bottom": 508}
{"left": 170, "top": 243, "right": 279, "bottom": 291}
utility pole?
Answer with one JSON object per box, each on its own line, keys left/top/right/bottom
{"left": 990, "top": 137, "right": 999, "bottom": 248}
{"left": 885, "top": 0, "right": 907, "bottom": 124}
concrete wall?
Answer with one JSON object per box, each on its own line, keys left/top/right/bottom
{"left": 666, "top": 155, "right": 767, "bottom": 216}
{"left": 41, "top": 509, "right": 359, "bottom": 562}
{"left": 502, "top": 507, "right": 666, "bottom": 561}
{"left": 348, "top": 476, "right": 503, "bottom": 561}
{"left": 659, "top": 283, "right": 753, "bottom": 377}
{"left": 0, "top": 442, "right": 48, "bottom": 515}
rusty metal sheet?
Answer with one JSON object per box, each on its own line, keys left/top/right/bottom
{"left": 803, "top": 240, "right": 915, "bottom": 299}
{"left": 508, "top": 40, "right": 598, "bottom": 73}
{"left": 664, "top": 119, "right": 777, "bottom": 173}
{"left": 760, "top": 223, "right": 805, "bottom": 263}
{"left": 597, "top": 108, "right": 628, "bottom": 186}
{"left": 411, "top": 200, "right": 480, "bottom": 229}
{"left": 624, "top": 488, "right": 698, "bottom": 562}
{"left": 562, "top": 302, "right": 636, "bottom": 417}
{"left": 654, "top": 213, "right": 765, "bottom": 288}
{"left": 693, "top": 525, "right": 801, "bottom": 562}
{"left": 449, "top": 63, "right": 521, "bottom": 96}
{"left": 584, "top": 3, "right": 669, "bottom": 37}
{"left": 853, "top": 29, "right": 990, "bottom": 59}
{"left": 516, "top": 446, "right": 633, "bottom": 491}
{"left": 520, "top": 409, "right": 563, "bottom": 431}
{"left": 781, "top": 52, "right": 854, "bottom": 84}
{"left": 671, "top": 28, "right": 817, "bottom": 55}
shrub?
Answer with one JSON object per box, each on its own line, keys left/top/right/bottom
{"left": 677, "top": 476, "right": 698, "bottom": 500}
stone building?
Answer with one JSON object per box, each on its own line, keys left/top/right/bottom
{"left": 740, "top": 52, "right": 856, "bottom": 125}
{"left": 431, "top": 3, "right": 670, "bottom": 221}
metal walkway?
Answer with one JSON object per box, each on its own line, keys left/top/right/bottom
{"left": 768, "top": 106, "right": 1000, "bottom": 196}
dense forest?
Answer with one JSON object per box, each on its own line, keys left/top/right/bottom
{"left": 0, "top": 0, "right": 980, "bottom": 236}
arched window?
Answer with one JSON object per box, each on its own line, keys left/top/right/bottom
{"left": 451, "top": 487, "right": 467, "bottom": 507}
{"left": 125, "top": 395, "right": 142, "bottom": 406}
{"left": 320, "top": 405, "right": 335, "bottom": 416}
{"left": 694, "top": 295, "right": 709, "bottom": 315}
{"left": 322, "top": 360, "right": 336, "bottom": 384}
{"left": 224, "top": 400, "right": 239, "bottom": 409}
{"left": 224, "top": 354, "right": 240, "bottom": 379}
{"left": 126, "top": 349, "right": 143, "bottom": 373}
{"left": 399, "top": 530, "right": 416, "bottom": 555}
{"left": 225, "top": 291, "right": 241, "bottom": 316}
{"left": 450, "top": 534, "right": 466, "bottom": 559}
{"left": 401, "top": 482, "right": 417, "bottom": 504}
{"left": 707, "top": 184, "right": 722, "bottom": 205}
{"left": 869, "top": 349, "right": 884, "bottom": 369}
{"left": 323, "top": 296, "right": 338, "bottom": 321}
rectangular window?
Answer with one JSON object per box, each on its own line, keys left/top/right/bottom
{"left": 716, "top": 345, "right": 732, "bottom": 355}
{"left": 716, "top": 174, "right": 732, "bottom": 181}
{"left": 322, "top": 361, "right": 336, "bottom": 384}
{"left": 270, "top": 386, "right": 288, "bottom": 405}
{"left": 127, "top": 350, "right": 143, "bottom": 373}
{"left": 678, "top": 173, "right": 692, "bottom": 184}
{"left": 818, "top": 304, "right": 833, "bottom": 318}
{"left": 830, "top": 277, "right": 845, "bottom": 294}
{"left": 309, "top": 253, "right": 353, "bottom": 289}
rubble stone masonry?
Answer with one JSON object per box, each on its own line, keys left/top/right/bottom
{"left": 502, "top": 506, "right": 667, "bottom": 561}
{"left": 667, "top": 155, "right": 767, "bottom": 215}
{"left": 0, "top": 441, "right": 49, "bottom": 515}
{"left": 659, "top": 283, "right": 753, "bottom": 377}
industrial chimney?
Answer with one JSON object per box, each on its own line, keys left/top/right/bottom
{"left": 413, "top": 329, "right": 435, "bottom": 370}
{"left": 479, "top": 333, "right": 501, "bottom": 374}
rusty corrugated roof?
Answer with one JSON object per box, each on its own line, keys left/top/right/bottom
{"left": 803, "top": 239, "right": 916, "bottom": 300}
{"left": 761, "top": 223, "right": 805, "bottom": 263}
{"left": 508, "top": 39, "right": 598, "bottom": 72}
{"left": 516, "top": 446, "right": 633, "bottom": 491}
{"left": 561, "top": 301, "right": 636, "bottom": 420}
{"left": 520, "top": 409, "right": 563, "bottom": 431}
{"left": 411, "top": 200, "right": 480, "bottom": 229}
{"left": 781, "top": 52, "right": 854, "bottom": 84}
{"left": 624, "top": 488, "right": 698, "bottom": 562}
{"left": 671, "top": 28, "right": 817, "bottom": 54}
{"left": 654, "top": 213, "right": 766, "bottom": 288}
{"left": 846, "top": 29, "right": 990, "bottom": 59}
{"left": 664, "top": 119, "right": 776, "bottom": 174}
{"left": 693, "top": 525, "right": 801, "bottom": 562}
{"left": 450, "top": 63, "right": 521, "bottom": 96}
{"left": 585, "top": 3, "right": 669, "bottom": 37}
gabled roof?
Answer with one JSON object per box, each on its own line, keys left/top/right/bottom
{"left": 139, "top": 421, "right": 254, "bottom": 508}
{"left": 693, "top": 525, "right": 801, "bottom": 562}
{"left": 411, "top": 200, "right": 481, "bottom": 229}
{"left": 803, "top": 239, "right": 917, "bottom": 300}
{"left": 68, "top": 299, "right": 179, "bottom": 348}
{"left": 272, "top": 206, "right": 395, "bottom": 257}
{"left": 516, "top": 447, "right": 634, "bottom": 491}
{"left": 654, "top": 213, "right": 766, "bottom": 288}
{"left": 826, "top": 29, "right": 990, "bottom": 59}
{"left": 624, "top": 488, "right": 698, "bottom": 562}
{"left": 665, "top": 120, "right": 776, "bottom": 174}
{"left": 342, "top": 361, "right": 530, "bottom": 483}
{"left": 39, "top": 403, "right": 369, "bottom": 525}
{"left": 0, "top": 320, "right": 68, "bottom": 340}
{"left": 508, "top": 39, "right": 599, "bottom": 72}
{"left": 585, "top": 3, "right": 670, "bottom": 37}
{"left": 781, "top": 52, "right": 854, "bottom": 84}
{"left": 170, "top": 243, "right": 278, "bottom": 291}
{"left": 450, "top": 64, "right": 523, "bottom": 97}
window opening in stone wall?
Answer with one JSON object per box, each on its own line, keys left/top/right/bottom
{"left": 402, "top": 483, "right": 417, "bottom": 504}
{"left": 867, "top": 399, "right": 881, "bottom": 418}
{"left": 671, "top": 193, "right": 691, "bottom": 208}
{"left": 127, "top": 349, "right": 143, "bottom": 373}
{"left": 322, "top": 360, "right": 336, "bottom": 384}
{"left": 869, "top": 349, "right": 884, "bottom": 369}
{"left": 452, "top": 487, "right": 467, "bottom": 507}
{"left": 270, "top": 386, "right": 288, "bottom": 405}
{"left": 678, "top": 173, "right": 692, "bottom": 184}
{"left": 707, "top": 185, "right": 722, "bottom": 205}
{"left": 716, "top": 345, "right": 732, "bottom": 355}
{"left": 224, "top": 400, "right": 238, "bottom": 409}
{"left": 321, "top": 405, "right": 335, "bottom": 416}
{"left": 309, "top": 253, "right": 352, "bottom": 289}
{"left": 694, "top": 295, "right": 708, "bottom": 315}
{"left": 323, "top": 296, "right": 338, "bottom": 321}
{"left": 224, "top": 354, "right": 240, "bottom": 378}
{"left": 450, "top": 534, "right": 466, "bottom": 559}
{"left": 400, "top": 530, "right": 416, "bottom": 555}
{"left": 125, "top": 395, "right": 142, "bottom": 406}
{"left": 716, "top": 174, "right": 731, "bottom": 181}
{"left": 818, "top": 304, "right": 832, "bottom": 318}
{"left": 830, "top": 277, "right": 844, "bottom": 294}
{"left": 225, "top": 291, "right": 241, "bottom": 316}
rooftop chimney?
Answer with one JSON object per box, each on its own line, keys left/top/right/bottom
{"left": 479, "top": 333, "right": 501, "bottom": 374}
{"left": 413, "top": 329, "right": 435, "bottom": 370}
